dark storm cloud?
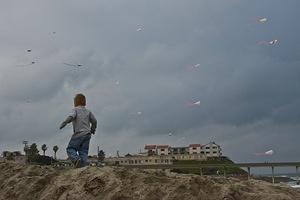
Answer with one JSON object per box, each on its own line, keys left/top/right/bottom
{"left": 0, "top": 0, "right": 299, "bottom": 161}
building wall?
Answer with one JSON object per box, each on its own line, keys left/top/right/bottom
{"left": 189, "top": 146, "right": 201, "bottom": 154}
{"left": 157, "top": 147, "right": 169, "bottom": 156}
{"left": 105, "top": 155, "right": 173, "bottom": 166}
{"left": 172, "top": 153, "right": 206, "bottom": 161}
{"left": 201, "top": 142, "right": 222, "bottom": 157}
{"left": 170, "top": 147, "right": 189, "bottom": 155}
{"left": 105, "top": 153, "right": 207, "bottom": 166}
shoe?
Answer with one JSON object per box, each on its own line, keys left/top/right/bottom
{"left": 74, "top": 159, "right": 81, "bottom": 168}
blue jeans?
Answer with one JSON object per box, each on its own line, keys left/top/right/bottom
{"left": 66, "top": 134, "right": 91, "bottom": 167}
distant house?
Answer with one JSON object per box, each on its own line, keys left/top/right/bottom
{"left": 156, "top": 145, "right": 169, "bottom": 156}
{"left": 144, "top": 145, "right": 157, "bottom": 156}
{"left": 2, "top": 151, "right": 26, "bottom": 164}
{"left": 189, "top": 144, "right": 201, "bottom": 154}
{"left": 125, "top": 153, "right": 133, "bottom": 157}
{"left": 3, "top": 151, "right": 22, "bottom": 157}
{"left": 145, "top": 142, "right": 222, "bottom": 158}
{"left": 200, "top": 142, "right": 222, "bottom": 157}
{"left": 170, "top": 147, "right": 189, "bottom": 155}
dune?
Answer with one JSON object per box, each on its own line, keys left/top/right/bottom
{"left": 0, "top": 161, "right": 299, "bottom": 200}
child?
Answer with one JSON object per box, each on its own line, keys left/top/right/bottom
{"left": 59, "top": 94, "right": 97, "bottom": 168}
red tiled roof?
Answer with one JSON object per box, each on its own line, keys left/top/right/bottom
{"left": 189, "top": 144, "right": 201, "bottom": 148}
{"left": 157, "top": 145, "right": 169, "bottom": 149}
{"left": 144, "top": 145, "right": 156, "bottom": 150}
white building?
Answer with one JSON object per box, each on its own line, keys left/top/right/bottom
{"left": 156, "top": 145, "right": 169, "bottom": 156}
{"left": 200, "top": 142, "right": 222, "bottom": 157}
{"left": 145, "top": 142, "right": 222, "bottom": 158}
{"left": 106, "top": 141, "right": 223, "bottom": 166}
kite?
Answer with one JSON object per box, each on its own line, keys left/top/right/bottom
{"left": 249, "top": 17, "right": 268, "bottom": 24}
{"left": 258, "top": 18, "right": 267, "bottom": 23}
{"left": 257, "top": 39, "right": 278, "bottom": 45}
{"left": 16, "top": 61, "right": 36, "bottom": 67}
{"left": 63, "top": 63, "right": 83, "bottom": 67}
{"left": 186, "top": 100, "right": 201, "bottom": 107}
{"left": 255, "top": 150, "right": 274, "bottom": 156}
{"left": 187, "top": 63, "right": 201, "bottom": 70}
{"left": 269, "top": 39, "right": 278, "bottom": 45}
{"left": 130, "top": 111, "right": 143, "bottom": 117}
{"left": 136, "top": 24, "right": 143, "bottom": 32}
{"left": 24, "top": 98, "right": 32, "bottom": 103}
{"left": 27, "top": 49, "right": 32, "bottom": 53}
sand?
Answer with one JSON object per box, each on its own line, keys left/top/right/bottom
{"left": 0, "top": 161, "right": 299, "bottom": 200}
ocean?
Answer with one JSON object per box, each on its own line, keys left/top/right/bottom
{"left": 254, "top": 173, "right": 300, "bottom": 189}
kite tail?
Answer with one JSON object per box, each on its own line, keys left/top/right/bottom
{"left": 186, "top": 65, "right": 194, "bottom": 70}
{"left": 257, "top": 41, "right": 269, "bottom": 45}
{"left": 185, "top": 102, "right": 195, "bottom": 107}
{"left": 255, "top": 153, "right": 265, "bottom": 156}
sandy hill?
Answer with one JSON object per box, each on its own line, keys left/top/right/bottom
{"left": 0, "top": 161, "right": 299, "bottom": 200}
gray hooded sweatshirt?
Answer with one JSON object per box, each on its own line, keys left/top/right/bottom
{"left": 60, "top": 106, "right": 97, "bottom": 138}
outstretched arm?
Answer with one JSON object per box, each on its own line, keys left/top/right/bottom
{"left": 59, "top": 116, "right": 73, "bottom": 129}
{"left": 59, "top": 109, "right": 76, "bottom": 130}
{"left": 89, "top": 112, "right": 97, "bottom": 134}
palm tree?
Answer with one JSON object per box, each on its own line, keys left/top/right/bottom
{"left": 53, "top": 146, "right": 59, "bottom": 160}
{"left": 41, "top": 144, "right": 47, "bottom": 156}
{"left": 98, "top": 150, "right": 105, "bottom": 162}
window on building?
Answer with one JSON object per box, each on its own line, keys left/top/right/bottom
{"left": 161, "top": 149, "right": 165, "bottom": 151}
{"left": 155, "top": 159, "right": 158, "bottom": 163}
{"left": 206, "top": 147, "right": 210, "bottom": 149}
{"left": 213, "top": 151, "right": 217, "bottom": 154}
{"left": 213, "top": 146, "right": 217, "bottom": 149}
{"left": 192, "top": 147, "right": 197, "bottom": 150}
{"left": 145, "top": 160, "right": 148, "bottom": 163}
{"left": 135, "top": 160, "right": 137, "bottom": 164}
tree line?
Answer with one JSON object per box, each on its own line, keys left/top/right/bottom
{"left": 24, "top": 143, "right": 105, "bottom": 164}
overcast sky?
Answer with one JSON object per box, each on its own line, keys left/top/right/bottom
{"left": 0, "top": 0, "right": 299, "bottom": 164}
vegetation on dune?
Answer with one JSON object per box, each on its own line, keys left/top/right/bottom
{"left": 171, "top": 157, "right": 247, "bottom": 176}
